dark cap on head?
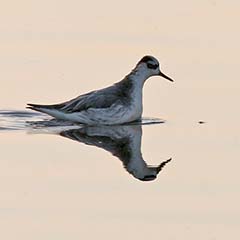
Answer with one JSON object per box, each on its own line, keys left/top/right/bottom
{"left": 137, "top": 55, "right": 174, "bottom": 82}
{"left": 138, "top": 55, "right": 158, "bottom": 65}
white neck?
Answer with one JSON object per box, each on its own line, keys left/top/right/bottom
{"left": 128, "top": 65, "right": 152, "bottom": 87}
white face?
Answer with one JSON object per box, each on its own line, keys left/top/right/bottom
{"left": 144, "top": 57, "right": 161, "bottom": 76}
{"left": 137, "top": 56, "right": 174, "bottom": 82}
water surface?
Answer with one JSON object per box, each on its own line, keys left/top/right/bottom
{"left": 1, "top": 109, "right": 239, "bottom": 240}
{"left": 1, "top": 0, "right": 240, "bottom": 239}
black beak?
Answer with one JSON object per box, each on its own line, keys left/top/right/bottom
{"left": 159, "top": 71, "right": 174, "bottom": 82}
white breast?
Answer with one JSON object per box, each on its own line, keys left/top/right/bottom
{"left": 129, "top": 82, "right": 143, "bottom": 120}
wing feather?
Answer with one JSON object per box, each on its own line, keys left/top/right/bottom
{"left": 28, "top": 78, "right": 133, "bottom": 113}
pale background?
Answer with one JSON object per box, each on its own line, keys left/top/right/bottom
{"left": 0, "top": 0, "right": 240, "bottom": 239}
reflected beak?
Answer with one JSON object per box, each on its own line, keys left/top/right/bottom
{"left": 156, "top": 158, "right": 172, "bottom": 173}
{"left": 159, "top": 71, "right": 174, "bottom": 82}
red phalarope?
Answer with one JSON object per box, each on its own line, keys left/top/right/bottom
{"left": 27, "top": 56, "right": 174, "bottom": 125}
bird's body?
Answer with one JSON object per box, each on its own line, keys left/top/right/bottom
{"left": 59, "top": 125, "right": 172, "bottom": 181}
{"left": 28, "top": 56, "right": 173, "bottom": 125}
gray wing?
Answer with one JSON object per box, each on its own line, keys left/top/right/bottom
{"left": 61, "top": 85, "right": 121, "bottom": 113}
{"left": 63, "top": 79, "right": 133, "bottom": 113}
{"left": 28, "top": 79, "right": 133, "bottom": 113}
{"left": 27, "top": 78, "right": 133, "bottom": 113}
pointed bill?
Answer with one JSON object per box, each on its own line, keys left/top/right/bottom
{"left": 159, "top": 71, "right": 174, "bottom": 82}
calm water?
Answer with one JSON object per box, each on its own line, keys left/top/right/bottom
{"left": 1, "top": 0, "right": 240, "bottom": 239}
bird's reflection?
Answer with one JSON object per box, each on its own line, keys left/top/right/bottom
{"left": 59, "top": 124, "right": 172, "bottom": 181}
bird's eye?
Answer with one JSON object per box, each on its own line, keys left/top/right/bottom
{"left": 147, "top": 63, "right": 158, "bottom": 69}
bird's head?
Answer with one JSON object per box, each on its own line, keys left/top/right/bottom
{"left": 136, "top": 55, "right": 174, "bottom": 82}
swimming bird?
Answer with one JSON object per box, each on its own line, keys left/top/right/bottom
{"left": 27, "top": 55, "right": 173, "bottom": 125}
{"left": 59, "top": 125, "right": 172, "bottom": 181}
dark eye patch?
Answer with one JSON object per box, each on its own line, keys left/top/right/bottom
{"left": 147, "top": 63, "right": 158, "bottom": 69}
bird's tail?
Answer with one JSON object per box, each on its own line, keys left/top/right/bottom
{"left": 27, "top": 103, "right": 50, "bottom": 113}
{"left": 27, "top": 103, "right": 69, "bottom": 120}
{"left": 27, "top": 103, "right": 62, "bottom": 115}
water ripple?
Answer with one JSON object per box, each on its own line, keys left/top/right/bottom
{"left": 0, "top": 109, "right": 165, "bottom": 132}
{"left": 0, "top": 110, "right": 46, "bottom": 131}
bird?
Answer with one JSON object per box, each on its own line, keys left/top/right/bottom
{"left": 59, "top": 124, "right": 172, "bottom": 181}
{"left": 27, "top": 55, "right": 173, "bottom": 125}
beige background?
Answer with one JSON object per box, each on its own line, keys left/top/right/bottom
{"left": 0, "top": 0, "right": 240, "bottom": 239}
